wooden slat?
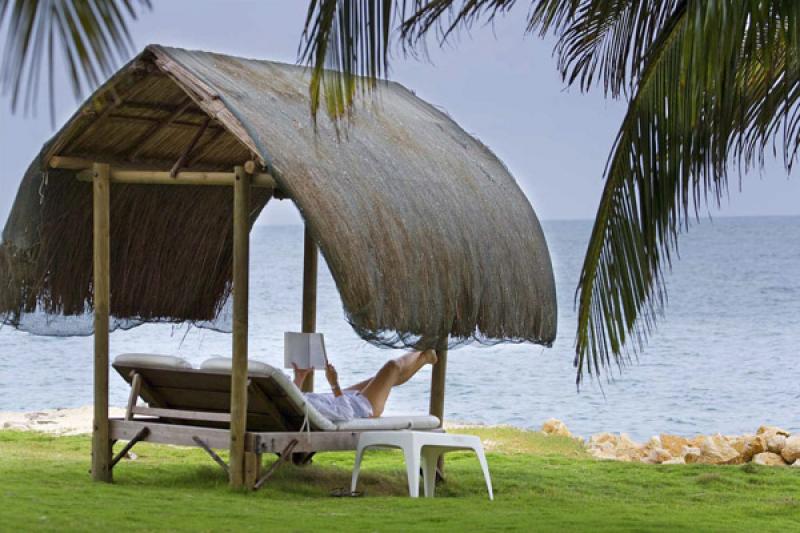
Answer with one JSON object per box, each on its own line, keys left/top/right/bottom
{"left": 110, "top": 419, "right": 238, "bottom": 450}
{"left": 131, "top": 406, "right": 232, "bottom": 423}
{"left": 125, "top": 373, "right": 142, "bottom": 421}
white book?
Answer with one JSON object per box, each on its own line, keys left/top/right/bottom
{"left": 284, "top": 332, "right": 328, "bottom": 369}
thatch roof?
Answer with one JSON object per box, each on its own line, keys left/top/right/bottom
{"left": 0, "top": 45, "right": 557, "bottom": 348}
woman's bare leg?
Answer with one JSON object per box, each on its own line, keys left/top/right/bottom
{"left": 358, "top": 351, "right": 438, "bottom": 417}
{"left": 344, "top": 377, "right": 373, "bottom": 392}
{"left": 344, "top": 350, "right": 436, "bottom": 392}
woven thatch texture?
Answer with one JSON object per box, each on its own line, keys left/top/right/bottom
{"left": 1, "top": 45, "right": 557, "bottom": 348}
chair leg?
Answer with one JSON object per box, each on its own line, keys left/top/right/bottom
{"left": 474, "top": 446, "right": 494, "bottom": 500}
{"left": 403, "top": 445, "right": 421, "bottom": 498}
{"left": 351, "top": 446, "right": 367, "bottom": 494}
{"left": 421, "top": 447, "right": 443, "bottom": 498}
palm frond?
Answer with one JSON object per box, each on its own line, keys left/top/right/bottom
{"left": 528, "top": 0, "right": 683, "bottom": 97}
{"left": 573, "top": 0, "right": 800, "bottom": 384}
{"left": 300, "top": 0, "right": 426, "bottom": 123}
{"left": 0, "top": 0, "right": 150, "bottom": 124}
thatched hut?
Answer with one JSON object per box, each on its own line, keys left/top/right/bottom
{"left": 1, "top": 45, "right": 556, "bottom": 487}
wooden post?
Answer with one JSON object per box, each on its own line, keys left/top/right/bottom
{"left": 229, "top": 165, "right": 251, "bottom": 489}
{"left": 429, "top": 341, "right": 448, "bottom": 479}
{"left": 300, "top": 226, "right": 318, "bottom": 392}
{"left": 429, "top": 342, "right": 448, "bottom": 427}
{"left": 91, "top": 162, "right": 113, "bottom": 482}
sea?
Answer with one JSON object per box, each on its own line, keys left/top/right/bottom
{"left": 1, "top": 216, "right": 798, "bottom": 441}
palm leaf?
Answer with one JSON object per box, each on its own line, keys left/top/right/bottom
{"left": 0, "top": 0, "right": 150, "bottom": 124}
{"left": 570, "top": 0, "right": 800, "bottom": 383}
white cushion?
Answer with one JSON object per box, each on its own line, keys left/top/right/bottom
{"left": 336, "top": 415, "right": 441, "bottom": 431}
{"left": 199, "top": 357, "right": 272, "bottom": 374}
{"left": 114, "top": 353, "right": 192, "bottom": 369}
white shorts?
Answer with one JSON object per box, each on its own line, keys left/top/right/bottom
{"left": 304, "top": 391, "right": 373, "bottom": 422}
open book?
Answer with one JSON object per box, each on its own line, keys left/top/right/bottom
{"left": 284, "top": 332, "right": 328, "bottom": 369}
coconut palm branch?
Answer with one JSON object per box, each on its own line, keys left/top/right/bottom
{"left": 0, "top": 0, "right": 150, "bottom": 123}
{"left": 303, "top": 0, "right": 800, "bottom": 384}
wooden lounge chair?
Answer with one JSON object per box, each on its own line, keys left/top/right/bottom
{"left": 110, "top": 354, "right": 440, "bottom": 488}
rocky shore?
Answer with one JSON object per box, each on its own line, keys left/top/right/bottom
{"left": 3, "top": 409, "right": 798, "bottom": 467}
{"left": 542, "top": 418, "right": 800, "bottom": 467}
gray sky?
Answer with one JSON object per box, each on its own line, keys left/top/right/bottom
{"left": 1, "top": 0, "right": 798, "bottom": 226}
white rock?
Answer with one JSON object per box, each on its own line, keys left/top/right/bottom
{"left": 766, "top": 434, "right": 787, "bottom": 454}
{"left": 780, "top": 436, "right": 800, "bottom": 463}
{"left": 541, "top": 418, "right": 572, "bottom": 438}
{"left": 752, "top": 452, "right": 787, "bottom": 466}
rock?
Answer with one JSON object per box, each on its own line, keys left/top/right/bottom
{"left": 697, "top": 435, "right": 740, "bottom": 465}
{"left": 766, "top": 434, "right": 787, "bottom": 454}
{"left": 647, "top": 447, "right": 673, "bottom": 464}
{"left": 645, "top": 436, "right": 662, "bottom": 449}
{"left": 780, "top": 436, "right": 800, "bottom": 463}
{"left": 660, "top": 434, "right": 690, "bottom": 456}
{"left": 541, "top": 418, "right": 572, "bottom": 438}
{"left": 683, "top": 446, "right": 703, "bottom": 464}
{"left": 756, "top": 425, "right": 791, "bottom": 437}
{"left": 588, "top": 441, "right": 619, "bottom": 461}
{"left": 589, "top": 432, "right": 618, "bottom": 446}
{"left": 791, "top": 460, "right": 800, "bottom": 468}
{"left": 752, "top": 452, "right": 787, "bottom": 466}
{"left": 616, "top": 434, "right": 646, "bottom": 462}
{"left": 662, "top": 456, "right": 686, "bottom": 465}
{"left": 739, "top": 435, "right": 767, "bottom": 462}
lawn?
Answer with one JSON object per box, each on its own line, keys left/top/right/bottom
{"left": 1, "top": 427, "right": 798, "bottom": 532}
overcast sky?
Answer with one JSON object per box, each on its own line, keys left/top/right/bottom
{"left": 1, "top": 1, "right": 798, "bottom": 226}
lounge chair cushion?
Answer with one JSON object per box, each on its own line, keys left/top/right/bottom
{"left": 114, "top": 353, "right": 192, "bottom": 369}
{"left": 114, "top": 357, "right": 441, "bottom": 432}
{"left": 336, "top": 415, "right": 441, "bottom": 431}
{"left": 200, "top": 357, "right": 272, "bottom": 374}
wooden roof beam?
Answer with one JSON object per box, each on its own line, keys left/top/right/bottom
{"left": 72, "top": 166, "right": 276, "bottom": 189}
{"left": 126, "top": 97, "right": 194, "bottom": 162}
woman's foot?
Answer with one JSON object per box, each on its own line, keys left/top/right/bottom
{"left": 422, "top": 349, "right": 438, "bottom": 366}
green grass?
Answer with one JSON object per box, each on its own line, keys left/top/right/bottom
{"left": 1, "top": 427, "right": 798, "bottom": 532}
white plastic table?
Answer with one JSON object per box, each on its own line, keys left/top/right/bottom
{"left": 350, "top": 431, "right": 493, "bottom": 499}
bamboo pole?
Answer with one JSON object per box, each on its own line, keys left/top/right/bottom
{"left": 229, "top": 165, "right": 251, "bottom": 489}
{"left": 300, "top": 227, "right": 318, "bottom": 392}
{"left": 91, "top": 162, "right": 113, "bottom": 482}
{"left": 74, "top": 168, "right": 275, "bottom": 188}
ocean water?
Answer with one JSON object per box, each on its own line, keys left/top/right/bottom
{"left": 0, "top": 216, "right": 797, "bottom": 441}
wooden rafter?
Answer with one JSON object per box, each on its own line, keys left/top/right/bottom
{"left": 170, "top": 117, "right": 211, "bottom": 177}
{"left": 185, "top": 127, "right": 226, "bottom": 167}
{"left": 127, "top": 97, "right": 194, "bottom": 162}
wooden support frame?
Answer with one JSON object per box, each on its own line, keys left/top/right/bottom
{"left": 75, "top": 168, "right": 275, "bottom": 188}
{"left": 300, "top": 227, "right": 318, "bottom": 393}
{"left": 110, "top": 427, "right": 150, "bottom": 469}
{"left": 229, "top": 165, "right": 251, "bottom": 489}
{"left": 194, "top": 436, "right": 230, "bottom": 476}
{"left": 50, "top": 156, "right": 276, "bottom": 189}
{"left": 254, "top": 440, "right": 298, "bottom": 490}
{"left": 91, "top": 162, "right": 113, "bottom": 483}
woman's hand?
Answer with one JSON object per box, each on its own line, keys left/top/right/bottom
{"left": 292, "top": 363, "right": 313, "bottom": 388}
{"left": 325, "top": 363, "right": 343, "bottom": 396}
